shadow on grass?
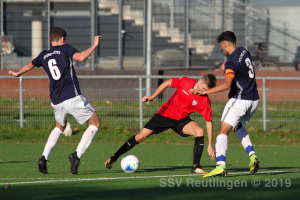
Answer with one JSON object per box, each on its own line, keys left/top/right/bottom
{"left": 79, "top": 165, "right": 217, "bottom": 175}
{"left": 0, "top": 161, "right": 32, "bottom": 164}
{"left": 1, "top": 176, "right": 299, "bottom": 200}
{"left": 232, "top": 166, "right": 299, "bottom": 171}
{"left": 226, "top": 166, "right": 300, "bottom": 177}
{"left": 69, "top": 129, "right": 81, "bottom": 136}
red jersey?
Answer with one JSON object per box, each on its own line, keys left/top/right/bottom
{"left": 157, "top": 77, "right": 212, "bottom": 121}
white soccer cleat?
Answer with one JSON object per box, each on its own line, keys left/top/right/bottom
{"left": 191, "top": 164, "right": 208, "bottom": 174}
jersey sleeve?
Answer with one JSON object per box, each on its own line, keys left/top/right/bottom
{"left": 171, "top": 77, "right": 183, "bottom": 88}
{"left": 66, "top": 44, "right": 79, "bottom": 59}
{"left": 224, "top": 59, "right": 236, "bottom": 78}
{"left": 31, "top": 52, "right": 44, "bottom": 68}
{"left": 225, "top": 59, "right": 236, "bottom": 71}
{"left": 171, "top": 77, "right": 190, "bottom": 89}
{"left": 200, "top": 96, "right": 213, "bottom": 122}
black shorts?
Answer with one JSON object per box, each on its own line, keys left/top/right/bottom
{"left": 144, "top": 114, "right": 193, "bottom": 137}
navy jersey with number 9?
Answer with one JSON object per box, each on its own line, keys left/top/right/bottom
{"left": 32, "top": 44, "right": 81, "bottom": 105}
{"left": 225, "top": 47, "right": 259, "bottom": 101}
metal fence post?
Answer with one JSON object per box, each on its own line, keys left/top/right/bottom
{"left": 0, "top": 0, "right": 3, "bottom": 70}
{"left": 143, "top": 0, "right": 147, "bottom": 70}
{"left": 90, "top": 0, "right": 97, "bottom": 71}
{"left": 184, "top": 0, "right": 190, "bottom": 69}
{"left": 170, "top": 0, "right": 174, "bottom": 36}
{"left": 45, "top": 0, "right": 50, "bottom": 50}
{"left": 19, "top": 77, "right": 24, "bottom": 128}
{"left": 139, "top": 76, "right": 143, "bottom": 130}
{"left": 145, "top": 0, "right": 152, "bottom": 97}
{"left": 222, "top": 0, "right": 225, "bottom": 32}
{"left": 118, "top": 0, "right": 124, "bottom": 70}
{"left": 262, "top": 78, "right": 267, "bottom": 131}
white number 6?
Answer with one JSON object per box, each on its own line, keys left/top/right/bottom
{"left": 48, "top": 59, "right": 61, "bottom": 80}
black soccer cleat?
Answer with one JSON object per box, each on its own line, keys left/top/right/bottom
{"left": 68, "top": 152, "right": 80, "bottom": 175}
{"left": 105, "top": 156, "right": 116, "bottom": 169}
{"left": 38, "top": 155, "right": 48, "bottom": 174}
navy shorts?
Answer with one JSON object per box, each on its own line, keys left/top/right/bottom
{"left": 144, "top": 114, "right": 193, "bottom": 137}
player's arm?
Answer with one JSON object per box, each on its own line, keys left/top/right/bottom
{"left": 204, "top": 75, "right": 233, "bottom": 94}
{"left": 73, "top": 36, "right": 103, "bottom": 62}
{"left": 206, "top": 120, "right": 215, "bottom": 160}
{"left": 191, "top": 75, "right": 233, "bottom": 95}
{"left": 142, "top": 79, "right": 172, "bottom": 103}
{"left": 8, "top": 62, "right": 35, "bottom": 77}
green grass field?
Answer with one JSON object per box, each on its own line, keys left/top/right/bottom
{"left": 0, "top": 143, "right": 299, "bottom": 200}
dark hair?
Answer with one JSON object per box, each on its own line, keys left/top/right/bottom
{"left": 217, "top": 31, "right": 236, "bottom": 44}
{"left": 202, "top": 73, "right": 216, "bottom": 89}
{"left": 50, "top": 27, "right": 67, "bottom": 42}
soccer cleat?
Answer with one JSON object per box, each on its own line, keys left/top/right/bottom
{"left": 105, "top": 156, "right": 116, "bottom": 169}
{"left": 191, "top": 164, "right": 208, "bottom": 174}
{"left": 68, "top": 152, "right": 80, "bottom": 175}
{"left": 38, "top": 155, "right": 48, "bottom": 174}
{"left": 203, "top": 165, "right": 227, "bottom": 178}
{"left": 249, "top": 154, "right": 260, "bottom": 174}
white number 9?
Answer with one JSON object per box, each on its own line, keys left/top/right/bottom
{"left": 48, "top": 59, "right": 61, "bottom": 80}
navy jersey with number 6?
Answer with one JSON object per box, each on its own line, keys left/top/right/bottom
{"left": 225, "top": 47, "right": 259, "bottom": 101}
{"left": 32, "top": 44, "right": 81, "bottom": 105}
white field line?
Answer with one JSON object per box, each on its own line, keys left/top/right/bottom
{"left": 0, "top": 170, "right": 299, "bottom": 186}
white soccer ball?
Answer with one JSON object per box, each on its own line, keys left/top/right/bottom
{"left": 121, "top": 155, "right": 140, "bottom": 173}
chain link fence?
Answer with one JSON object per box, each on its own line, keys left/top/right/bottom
{"left": 0, "top": 75, "right": 299, "bottom": 132}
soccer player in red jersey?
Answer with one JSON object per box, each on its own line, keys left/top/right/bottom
{"left": 105, "top": 73, "right": 216, "bottom": 174}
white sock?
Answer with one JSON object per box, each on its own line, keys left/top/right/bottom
{"left": 235, "top": 127, "right": 255, "bottom": 157}
{"left": 76, "top": 125, "right": 98, "bottom": 158}
{"left": 215, "top": 134, "right": 228, "bottom": 166}
{"left": 42, "top": 127, "right": 62, "bottom": 160}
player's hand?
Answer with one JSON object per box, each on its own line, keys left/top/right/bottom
{"left": 207, "top": 145, "right": 216, "bottom": 160}
{"left": 142, "top": 96, "right": 153, "bottom": 103}
{"left": 188, "top": 89, "right": 196, "bottom": 94}
{"left": 93, "top": 35, "right": 103, "bottom": 46}
{"left": 188, "top": 89, "right": 206, "bottom": 95}
{"left": 8, "top": 70, "right": 20, "bottom": 77}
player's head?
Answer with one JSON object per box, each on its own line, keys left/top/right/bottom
{"left": 50, "top": 27, "right": 67, "bottom": 43}
{"left": 201, "top": 73, "right": 216, "bottom": 89}
{"left": 217, "top": 31, "right": 236, "bottom": 44}
{"left": 217, "top": 31, "right": 236, "bottom": 56}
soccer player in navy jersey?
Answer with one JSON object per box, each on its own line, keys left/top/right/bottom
{"left": 190, "top": 31, "right": 260, "bottom": 177}
{"left": 105, "top": 74, "right": 217, "bottom": 174}
{"left": 8, "top": 27, "right": 102, "bottom": 175}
